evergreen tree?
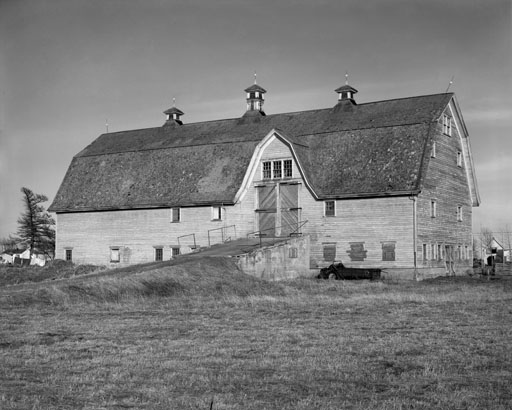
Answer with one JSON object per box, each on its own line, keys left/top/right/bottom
{"left": 16, "top": 187, "right": 55, "bottom": 258}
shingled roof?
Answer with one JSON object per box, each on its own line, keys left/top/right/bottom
{"left": 49, "top": 93, "right": 453, "bottom": 212}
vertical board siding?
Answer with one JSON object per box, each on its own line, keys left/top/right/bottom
{"left": 417, "top": 110, "right": 473, "bottom": 271}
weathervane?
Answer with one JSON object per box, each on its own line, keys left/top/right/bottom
{"left": 105, "top": 119, "right": 109, "bottom": 133}
{"left": 254, "top": 71, "right": 257, "bottom": 84}
{"left": 345, "top": 71, "right": 349, "bottom": 85}
{"left": 445, "top": 75, "right": 455, "bottom": 93}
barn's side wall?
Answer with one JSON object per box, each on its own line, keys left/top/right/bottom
{"left": 55, "top": 206, "right": 241, "bottom": 266}
{"left": 415, "top": 108, "right": 474, "bottom": 278}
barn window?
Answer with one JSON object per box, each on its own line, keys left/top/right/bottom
{"left": 110, "top": 247, "right": 120, "bottom": 263}
{"left": 171, "top": 207, "right": 181, "bottom": 223}
{"left": 212, "top": 206, "right": 223, "bottom": 221}
{"left": 65, "top": 249, "right": 73, "bottom": 262}
{"left": 438, "top": 244, "right": 442, "bottom": 260}
{"left": 348, "top": 242, "right": 367, "bottom": 261}
{"left": 262, "top": 161, "right": 272, "bottom": 179}
{"left": 273, "top": 161, "right": 282, "bottom": 179}
{"left": 283, "top": 160, "right": 293, "bottom": 178}
{"left": 431, "top": 243, "right": 436, "bottom": 260}
{"left": 324, "top": 200, "right": 335, "bottom": 217}
{"left": 154, "top": 247, "right": 163, "bottom": 261}
{"left": 323, "top": 244, "right": 336, "bottom": 262}
{"left": 430, "top": 200, "right": 437, "bottom": 218}
{"left": 422, "top": 244, "right": 427, "bottom": 263}
{"left": 382, "top": 242, "right": 396, "bottom": 261}
{"left": 457, "top": 206, "right": 463, "bottom": 222}
{"left": 262, "top": 159, "right": 293, "bottom": 180}
{"left": 442, "top": 114, "right": 452, "bottom": 136}
{"left": 171, "top": 247, "right": 180, "bottom": 258}
{"left": 457, "top": 152, "right": 462, "bottom": 167}
{"left": 431, "top": 141, "right": 436, "bottom": 158}
{"left": 289, "top": 247, "right": 298, "bottom": 258}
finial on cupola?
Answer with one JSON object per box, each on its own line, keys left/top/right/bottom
{"left": 163, "top": 97, "right": 184, "bottom": 126}
{"left": 243, "top": 72, "right": 267, "bottom": 116}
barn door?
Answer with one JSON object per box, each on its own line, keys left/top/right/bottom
{"left": 280, "top": 183, "right": 299, "bottom": 236}
{"left": 257, "top": 185, "right": 276, "bottom": 237}
{"left": 445, "top": 245, "right": 455, "bottom": 275}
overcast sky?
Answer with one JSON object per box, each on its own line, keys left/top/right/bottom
{"left": 1, "top": 0, "right": 511, "bottom": 240}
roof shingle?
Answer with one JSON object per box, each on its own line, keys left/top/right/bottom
{"left": 49, "top": 93, "right": 452, "bottom": 212}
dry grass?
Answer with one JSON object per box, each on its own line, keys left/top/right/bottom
{"left": 1, "top": 259, "right": 511, "bottom": 409}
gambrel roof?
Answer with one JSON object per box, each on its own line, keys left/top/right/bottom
{"left": 49, "top": 92, "right": 477, "bottom": 212}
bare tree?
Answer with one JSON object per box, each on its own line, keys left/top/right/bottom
{"left": 0, "top": 236, "right": 21, "bottom": 253}
{"left": 504, "top": 224, "right": 512, "bottom": 263}
{"left": 480, "top": 227, "right": 494, "bottom": 254}
{"left": 16, "top": 187, "right": 55, "bottom": 259}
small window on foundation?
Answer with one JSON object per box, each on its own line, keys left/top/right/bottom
{"left": 382, "top": 242, "right": 396, "bottom": 261}
{"left": 323, "top": 244, "right": 336, "bottom": 262}
{"left": 65, "top": 249, "right": 73, "bottom": 262}
{"left": 155, "top": 247, "right": 163, "bottom": 261}
{"left": 110, "top": 247, "right": 120, "bottom": 263}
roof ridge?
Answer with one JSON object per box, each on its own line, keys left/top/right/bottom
{"left": 356, "top": 92, "right": 453, "bottom": 107}
{"left": 97, "top": 93, "right": 452, "bottom": 135}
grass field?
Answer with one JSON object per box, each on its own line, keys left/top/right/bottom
{"left": 1, "top": 258, "right": 511, "bottom": 409}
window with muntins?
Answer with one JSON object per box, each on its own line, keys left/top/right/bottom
{"left": 171, "top": 247, "right": 180, "bottom": 258}
{"left": 457, "top": 206, "right": 463, "bottom": 222}
{"left": 283, "top": 160, "right": 292, "bottom": 178}
{"left": 325, "top": 200, "right": 335, "bottom": 217}
{"left": 262, "top": 161, "right": 272, "bottom": 179}
{"left": 262, "top": 159, "right": 293, "bottom": 180}
{"left": 65, "top": 249, "right": 72, "bottom": 262}
{"left": 442, "top": 114, "right": 452, "bottom": 136}
{"left": 273, "top": 161, "right": 282, "bottom": 179}
{"left": 155, "top": 248, "right": 163, "bottom": 261}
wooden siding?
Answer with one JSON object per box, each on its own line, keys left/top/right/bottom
{"left": 416, "top": 106, "right": 473, "bottom": 272}
{"left": 56, "top": 206, "right": 239, "bottom": 265}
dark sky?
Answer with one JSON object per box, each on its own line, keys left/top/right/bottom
{"left": 1, "top": 0, "right": 511, "bottom": 238}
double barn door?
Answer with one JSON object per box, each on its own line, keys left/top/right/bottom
{"left": 256, "top": 183, "right": 299, "bottom": 237}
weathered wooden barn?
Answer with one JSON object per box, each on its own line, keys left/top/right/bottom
{"left": 49, "top": 80, "right": 480, "bottom": 278}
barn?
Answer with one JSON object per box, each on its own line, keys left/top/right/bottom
{"left": 49, "top": 80, "right": 480, "bottom": 279}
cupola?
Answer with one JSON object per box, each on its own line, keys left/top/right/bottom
{"left": 163, "top": 100, "right": 184, "bottom": 126}
{"left": 244, "top": 74, "right": 266, "bottom": 116}
{"left": 335, "top": 84, "right": 358, "bottom": 104}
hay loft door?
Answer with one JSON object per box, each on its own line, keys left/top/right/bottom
{"left": 280, "top": 183, "right": 299, "bottom": 236}
{"left": 256, "top": 183, "right": 299, "bottom": 237}
{"left": 257, "top": 185, "right": 276, "bottom": 237}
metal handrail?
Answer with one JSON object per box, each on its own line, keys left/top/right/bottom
{"left": 246, "top": 220, "right": 308, "bottom": 247}
{"left": 208, "top": 225, "right": 237, "bottom": 247}
{"left": 177, "top": 233, "right": 196, "bottom": 249}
